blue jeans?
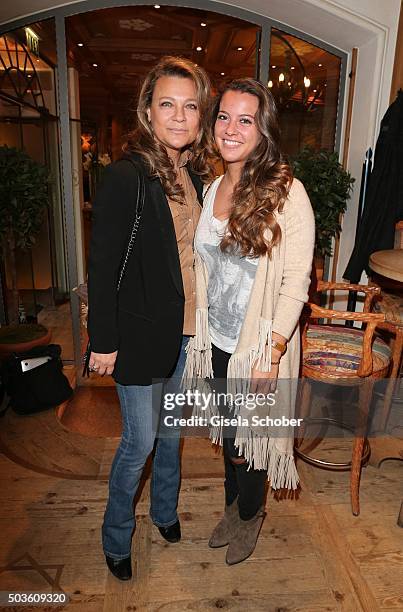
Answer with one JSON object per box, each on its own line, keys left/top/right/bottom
{"left": 102, "top": 336, "right": 188, "bottom": 559}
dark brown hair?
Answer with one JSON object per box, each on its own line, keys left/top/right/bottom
{"left": 212, "top": 78, "right": 292, "bottom": 257}
{"left": 124, "top": 56, "right": 215, "bottom": 201}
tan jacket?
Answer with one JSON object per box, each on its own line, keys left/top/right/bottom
{"left": 166, "top": 152, "right": 201, "bottom": 336}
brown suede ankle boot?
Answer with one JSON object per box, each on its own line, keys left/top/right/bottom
{"left": 208, "top": 499, "right": 239, "bottom": 548}
{"left": 225, "top": 507, "right": 266, "bottom": 565}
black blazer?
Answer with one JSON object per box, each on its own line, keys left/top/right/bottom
{"left": 87, "top": 153, "right": 203, "bottom": 385}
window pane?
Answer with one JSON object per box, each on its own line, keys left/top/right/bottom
{"left": 269, "top": 28, "right": 341, "bottom": 154}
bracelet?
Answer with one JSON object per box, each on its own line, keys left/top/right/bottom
{"left": 271, "top": 339, "right": 287, "bottom": 355}
{"left": 271, "top": 361, "right": 279, "bottom": 365}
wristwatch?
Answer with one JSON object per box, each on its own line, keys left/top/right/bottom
{"left": 271, "top": 339, "right": 287, "bottom": 355}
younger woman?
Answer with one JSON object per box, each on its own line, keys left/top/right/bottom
{"left": 185, "top": 78, "right": 315, "bottom": 565}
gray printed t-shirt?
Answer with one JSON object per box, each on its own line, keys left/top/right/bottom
{"left": 195, "top": 177, "right": 258, "bottom": 354}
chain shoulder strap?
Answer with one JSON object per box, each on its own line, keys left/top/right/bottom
{"left": 83, "top": 158, "right": 145, "bottom": 377}
{"left": 117, "top": 160, "right": 145, "bottom": 291}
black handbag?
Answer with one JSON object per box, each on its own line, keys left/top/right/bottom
{"left": 1, "top": 344, "right": 73, "bottom": 415}
{"left": 82, "top": 158, "right": 146, "bottom": 377}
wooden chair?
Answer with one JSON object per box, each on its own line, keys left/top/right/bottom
{"left": 295, "top": 281, "right": 391, "bottom": 516}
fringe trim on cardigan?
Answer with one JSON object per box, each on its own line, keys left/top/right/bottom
{"left": 226, "top": 349, "right": 255, "bottom": 401}
{"left": 226, "top": 317, "right": 273, "bottom": 401}
{"left": 184, "top": 313, "right": 298, "bottom": 490}
{"left": 234, "top": 429, "right": 299, "bottom": 490}
{"left": 194, "top": 307, "right": 211, "bottom": 351}
{"left": 182, "top": 308, "right": 213, "bottom": 388}
{"left": 254, "top": 318, "right": 273, "bottom": 372}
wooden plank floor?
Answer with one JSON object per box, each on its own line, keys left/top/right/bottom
{"left": 0, "top": 402, "right": 402, "bottom": 611}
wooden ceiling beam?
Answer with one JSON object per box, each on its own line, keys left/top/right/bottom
{"left": 67, "top": 18, "right": 91, "bottom": 41}
{"left": 243, "top": 39, "right": 257, "bottom": 65}
{"left": 68, "top": 19, "right": 115, "bottom": 95}
{"left": 103, "top": 61, "right": 191, "bottom": 75}
{"left": 86, "top": 38, "right": 189, "bottom": 52}
{"left": 207, "top": 27, "right": 236, "bottom": 64}
{"left": 67, "top": 21, "right": 98, "bottom": 66}
{"left": 142, "top": 8, "right": 197, "bottom": 32}
{"left": 208, "top": 21, "right": 256, "bottom": 33}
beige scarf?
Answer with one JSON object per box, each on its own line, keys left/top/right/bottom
{"left": 183, "top": 177, "right": 315, "bottom": 490}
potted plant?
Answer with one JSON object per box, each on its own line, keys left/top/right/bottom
{"left": 0, "top": 145, "right": 51, "bottom": 357}
{"left": 291, "top": 146, "right": 355, "bottom": 278}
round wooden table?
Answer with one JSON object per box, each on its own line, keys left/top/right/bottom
{"left": 369, "top": 249, "right": 403, "bottom": 282}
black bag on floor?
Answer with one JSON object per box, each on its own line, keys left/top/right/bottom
{"left": 1, "top": 344, "right": 73, "bottom": 415}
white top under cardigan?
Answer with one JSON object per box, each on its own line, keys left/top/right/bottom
{"left": 184, "top": 176, "right": 315, "bottom": 490}
{"left": 195, "top": 175, "right": 259, "bottom": 353}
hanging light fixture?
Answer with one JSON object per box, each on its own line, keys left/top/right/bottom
{"left": 268, "top": 31, "right": 325, "bottom": 112}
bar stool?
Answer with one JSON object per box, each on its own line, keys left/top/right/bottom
{"left": 295, "top": 281, "right": 390, "bottom": 516}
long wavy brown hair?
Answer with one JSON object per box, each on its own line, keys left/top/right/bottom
{"left": 212, "top": 78, "right": 293, "bottom": 257}
{"left": 124, "top": 56, "right": 215, "bottom": 202}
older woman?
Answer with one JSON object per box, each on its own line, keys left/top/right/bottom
{"left": 87, "top": 57, "right": 214, "bottom": 580}
{"left": 185, "top": 78, "right": 315, "bottom": 565}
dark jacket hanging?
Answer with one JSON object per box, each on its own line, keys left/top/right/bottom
{"left": 344, "top": 89, "right": 403, "bottom": 283}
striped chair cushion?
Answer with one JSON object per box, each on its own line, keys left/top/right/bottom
{"left": 304, "top": 324, "right": 391, "bottom": 375}
{"left": 373, "top": 291, "right": 403, "bottom": 326}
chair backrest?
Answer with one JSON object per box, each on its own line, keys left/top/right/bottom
{"left": 302, "top": 281, "right": 385, "bottom": 377}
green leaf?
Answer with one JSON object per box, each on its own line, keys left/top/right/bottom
{"left": 290, "top": 146, "right": 355, "bottom": 258}
{"left": 0, "top": 146, "right": 49, "bottom": 259}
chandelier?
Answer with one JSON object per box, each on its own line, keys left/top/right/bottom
{"left": 268, "top": 31, "right": 325, "bottom": 113}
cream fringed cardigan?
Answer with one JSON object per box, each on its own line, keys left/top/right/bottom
{"left": 183, "top": 176, "right": 315, "bottom": 490}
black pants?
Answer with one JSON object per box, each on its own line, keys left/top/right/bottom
{"left": 212, "top": 344, "right": 267, "bottom": 521}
